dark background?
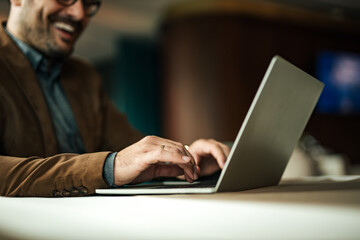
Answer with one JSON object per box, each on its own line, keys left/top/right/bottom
{"left": 1, "top": 0, "right": 360, "bottom": 166}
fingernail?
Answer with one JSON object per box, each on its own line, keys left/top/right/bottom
{"left": 182, "top": 156, "right": 191, "bottom": 162}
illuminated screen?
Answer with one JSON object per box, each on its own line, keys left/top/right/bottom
{"left": 316, "top": 51, "right": 360, "bottom": 115}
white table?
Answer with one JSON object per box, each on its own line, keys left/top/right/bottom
{"left": 0, "top": 176, "right": 359, "bottom": 240}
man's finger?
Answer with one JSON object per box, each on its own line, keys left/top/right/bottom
{"left": 217, "top": 143, "right": 231, "bottom": 166}
{"left": 148, "top": 136, "right": 190, "bottom": 156}
{"left": 154, "top": 165, "right": 184, "bottom": 178}
{"left": 218, "top": 142, "right": 231, "bottom": 155}
{"left": 143, "top": 150, "right": 198, "bottom": 181}
{"left": 183, "top": 144, "right": 197, "bottom": 168}
{"left": 191, "top": 140, "right": 228, "bottom": 169}
{"left": 209, "top": 146, "right": 227, "bottom": 169}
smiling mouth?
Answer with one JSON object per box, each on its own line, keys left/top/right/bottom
{"left": 53, "top": 21, "right": 81, "bottom": 44}
{"left": 54, "top": 22, "right": 76, "bottom": 34}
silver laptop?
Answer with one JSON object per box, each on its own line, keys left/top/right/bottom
{"left": 96, "top": 55, "right": 324, "bottom": 195}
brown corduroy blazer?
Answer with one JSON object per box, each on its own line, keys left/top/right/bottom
{"left": 0, "top": 24, "right": 143, "bottom": 197}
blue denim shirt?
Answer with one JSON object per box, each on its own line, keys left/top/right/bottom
{"left": 4, "top": 24, "right": 116, "bottom": 187}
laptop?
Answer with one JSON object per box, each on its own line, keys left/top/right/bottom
{"left": 96, "top": 55, "right": 324, "bottom": 195}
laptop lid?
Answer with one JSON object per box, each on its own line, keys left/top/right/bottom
{"left": 96, "top": 55, "right": 324, "bottom": 195}
{"left": 216, "top": 55, "right": 324, "bottom": 192}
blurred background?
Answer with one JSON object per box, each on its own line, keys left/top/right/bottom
{"left": 1, "top": 0, "right": 360, "bottom": 176}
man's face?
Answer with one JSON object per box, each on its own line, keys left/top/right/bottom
{"left": 17, "top": 0, "right": 90, "bottom": 59}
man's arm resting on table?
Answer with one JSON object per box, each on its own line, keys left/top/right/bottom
{"left": 0, "top": 138, "right": 234, "bottom": 196}
{"left": 0, "top": 152, "right": 110, "bottom": 197}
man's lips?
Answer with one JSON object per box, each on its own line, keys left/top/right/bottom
{"left": 52, "top": 21, "right": 81, "bottom": 42}
{"left": 54, "top": 22, "right": 76, "bottom": 34}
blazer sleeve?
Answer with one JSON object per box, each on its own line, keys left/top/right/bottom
{"left": 0, "top": 152, "right": 110, "bottom": 197}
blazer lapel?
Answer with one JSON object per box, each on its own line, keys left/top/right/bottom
{"left": 0, "top": 25, "right": 58, "bottom": 156}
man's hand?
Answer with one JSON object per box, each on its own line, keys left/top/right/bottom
{"left": 188, "top": 139, "right": 231, "bottom": 177}
{"left": 113, "top": 136, "right": 198, "bottom": 186}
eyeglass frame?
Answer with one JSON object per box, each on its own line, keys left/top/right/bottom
{"left": 55, "top": 0, "right": 102, "bottom": 17}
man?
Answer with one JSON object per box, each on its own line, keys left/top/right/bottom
{"left": 0, "top": 0, "right": 230, "bottom": 197}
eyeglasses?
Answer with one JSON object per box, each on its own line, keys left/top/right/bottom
{"left": 55, "top": 0, "right": 102, "bottom": 17}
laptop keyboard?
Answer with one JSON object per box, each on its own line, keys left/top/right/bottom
{"left": 151, "top": 183, "right": 216, "bottom": 189}
{"left": 123, "top": 179, "right": 217, "bottom": 189}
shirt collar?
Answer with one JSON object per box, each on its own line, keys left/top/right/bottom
{"left": 2, "top": 22, "right": 62, "bottom": 80}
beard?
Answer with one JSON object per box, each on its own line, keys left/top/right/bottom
{"left": 17, "top": 11, "right": 83, "bottom": 60}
